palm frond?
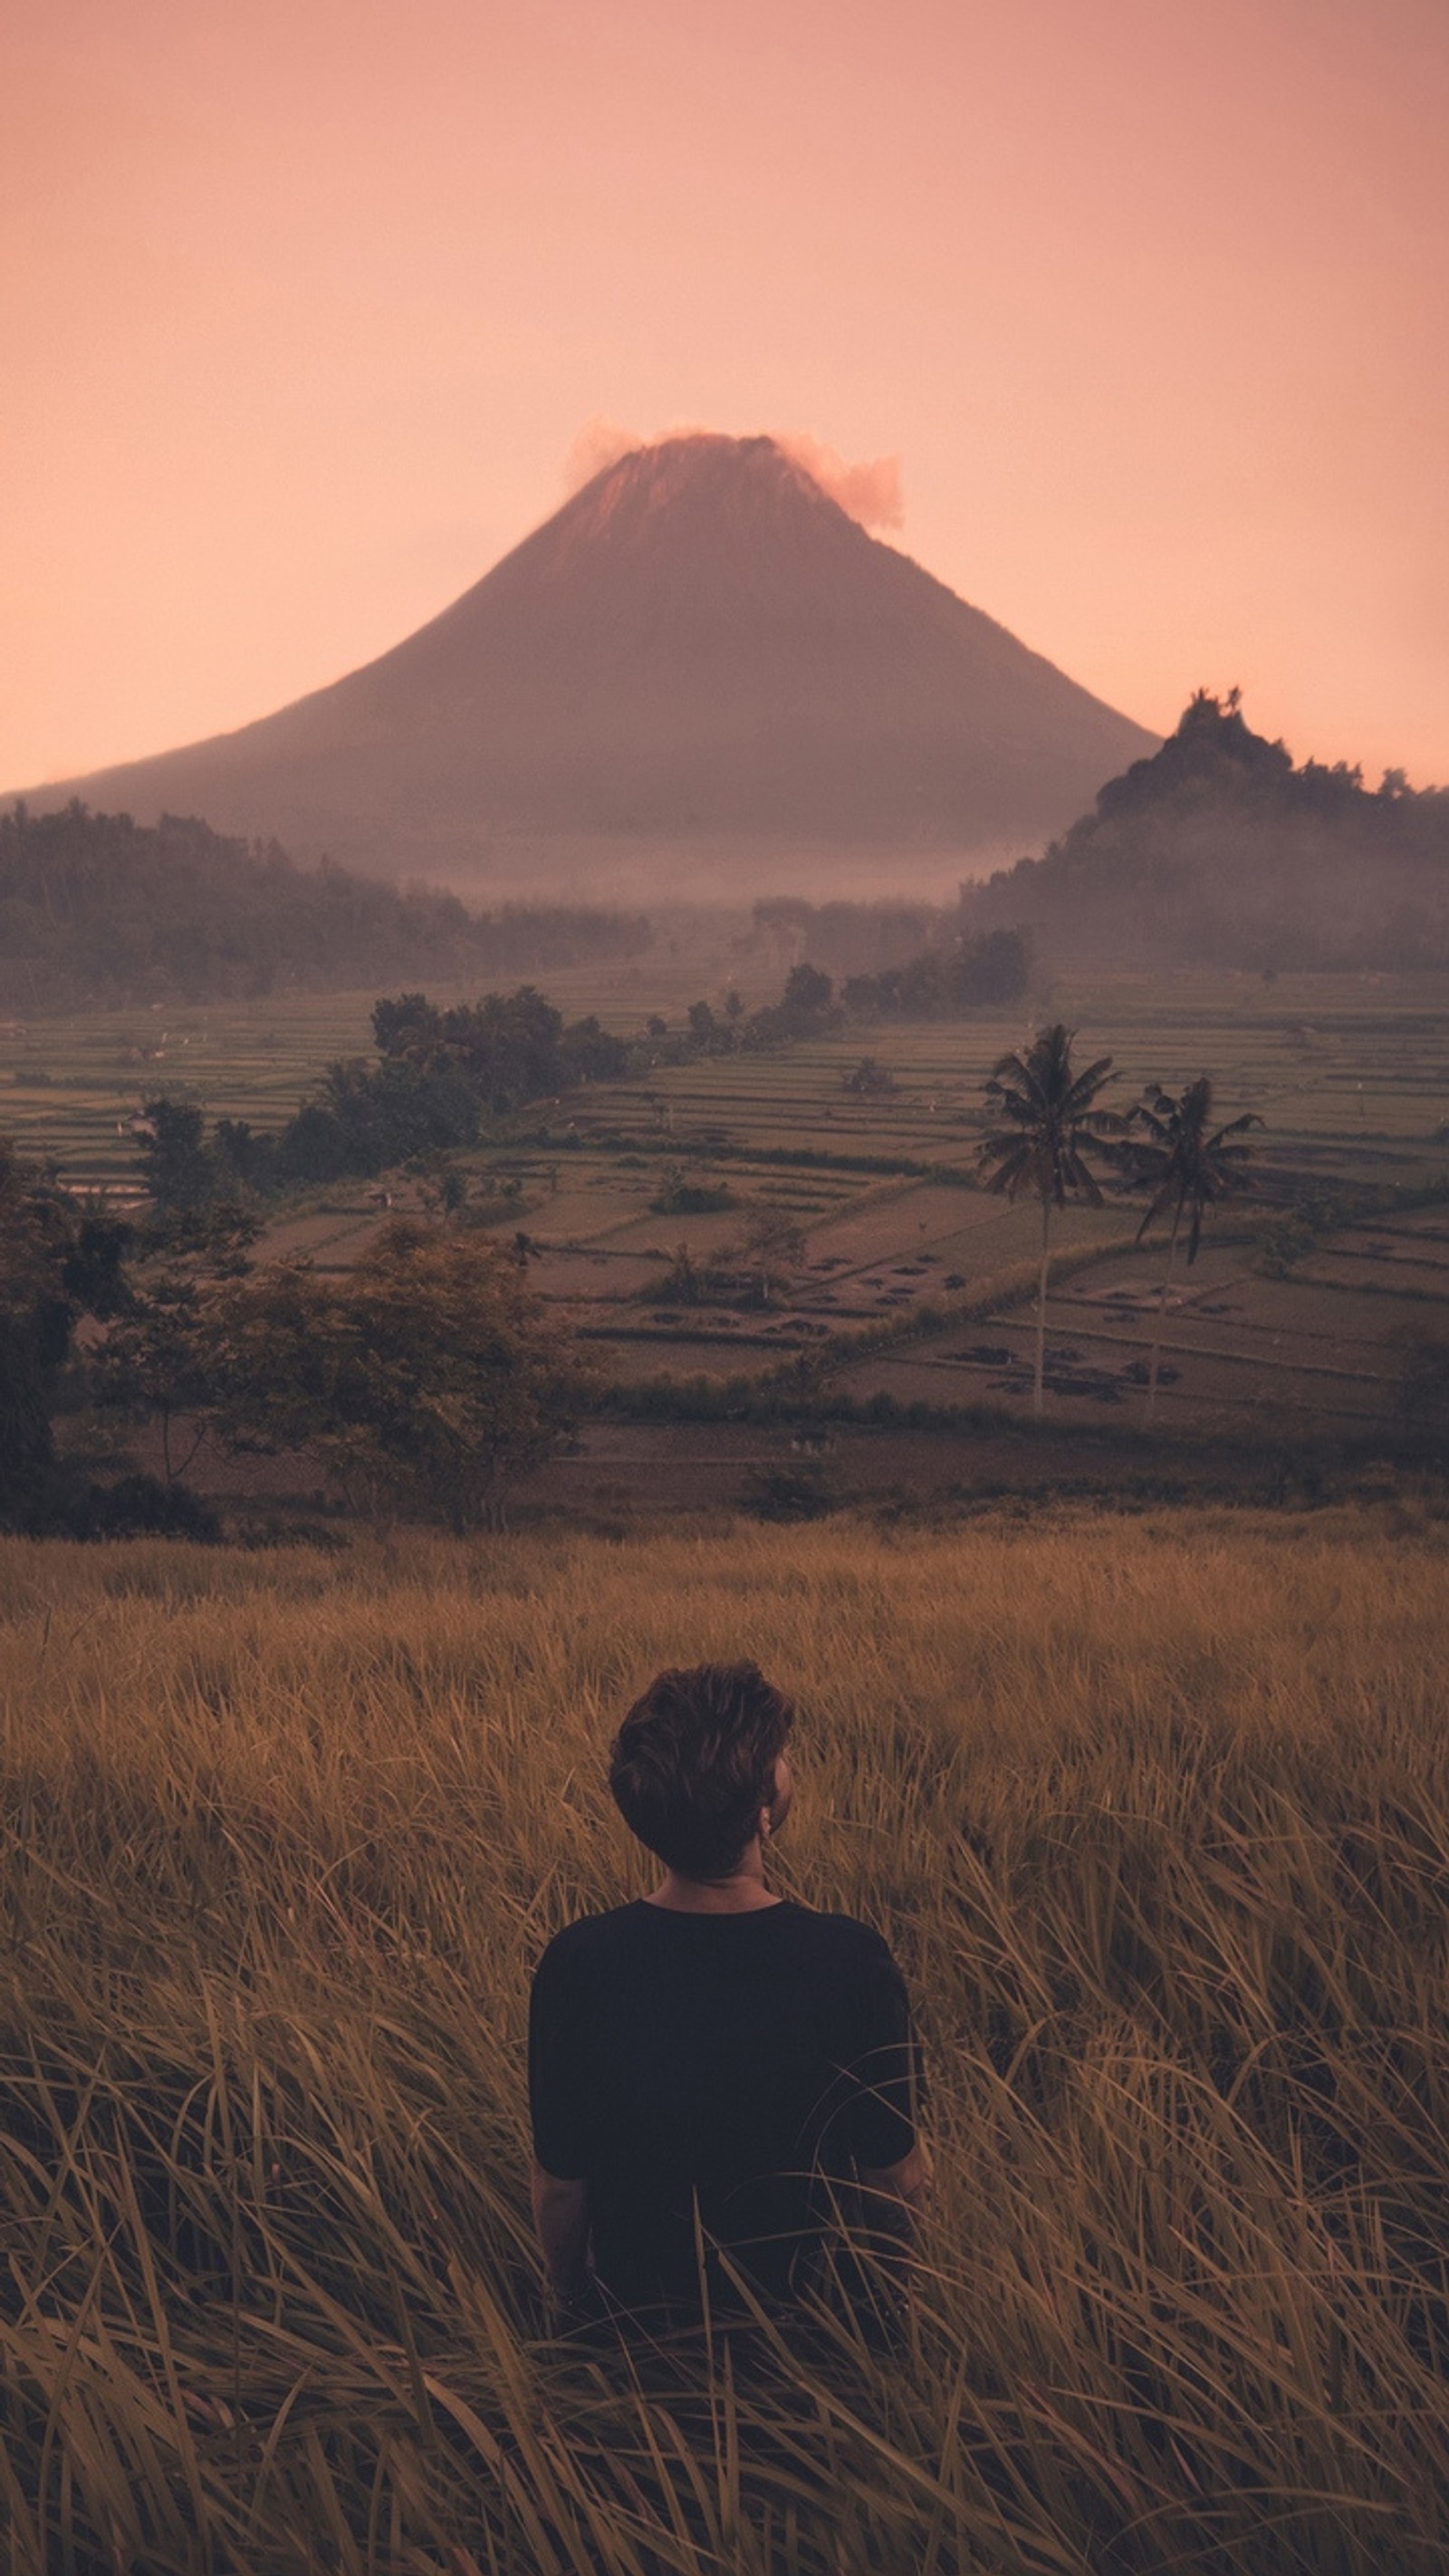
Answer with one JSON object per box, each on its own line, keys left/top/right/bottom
{"left": 975, "top": 1024, "right": 1121, "bottom": 1223}
{"left": 1118, "top": 1078, "right": 1262, "bottom": 1262}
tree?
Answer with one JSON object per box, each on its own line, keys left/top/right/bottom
{"left": 842, "top": 1057, "right": 896, "bottom": 1094}
{"left": 1396, "top": 1334, "right": 1449, "bottom": 1461}
{"left": 136, "top": 1100, "right": 216, "bottom": 1214}
{"left": 977, "top": 1025, "right": 1120, "bottom": 1420}
{"left": 0, "top": 803, "right": 650, "bottom": 1014}
{"left": 1, "top": 1147, "right": 82, "bottom": 1525}
{"left": 739, "top": 1206, "right": 805, "bottom": 1308}
{"left": 94, "top": 1208, "right": 256, "bottom": 1485}
{"left": 779, "top": 963, "right": 836, "bottom": 1032}
{"left": 953, "top": 928, "right": 1031, "bottom": 1007}
{"left": 1120, "top": 1078, "right": 1261, "bottom": 1421}
{"left": 0, "top": 1140, "right": 130, "bottom": 1527}
{"left": 202, "top": 1221, "right": 589, "bottom": 1528}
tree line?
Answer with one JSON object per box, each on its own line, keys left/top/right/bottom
{"left": 136, "top": 949, "right": 1037, "bottom": 1218}
{"left": 744, "top": 898, "right": 1032, "bottom": 1018}
{"left": 839, "top": 928, "right": 1030, "bottom": 1017}
{"left": 139, "top": 988, "right": 636, "bottom": 1210}
{"left": 0, "top": 803, "right": 652, "bottom": 1008}
{"left": 132, "top": 962, "right": 914, "bottom": 1214}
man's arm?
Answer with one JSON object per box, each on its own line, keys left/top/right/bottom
{"left": 528, "top": 1935, "right": 593, "bottom": 2315}
{"left": 858, "top": 2138, "right": 932, "bottom": 2244}
{"left": 856, "top": 2136, "right": 932, "bottom": 2293}
{"left": 849, "top": 1937, "right": 929, "bottom": 2270}
{"left": 531, "top": 2159, "right": 591, "bottom": 2310}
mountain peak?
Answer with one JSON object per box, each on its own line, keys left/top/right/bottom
{"left": 15, "top": 429, "right": 1158, "bottom": 885}
{"left": 579, "top": 432, "right": 830, "bottom": 507}
{"left": 519, "top": 431, "right": 860, "bottom": 591}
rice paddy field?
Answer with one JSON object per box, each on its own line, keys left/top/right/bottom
{"left": 7, "top": 962, "right": 1448, "bottom": 1504}
{"left": 2, "top": 1505, "right": 1447, "bottom": 2573}
{"left": 5, "top": 966, "right": 1447, "bottom": 1203}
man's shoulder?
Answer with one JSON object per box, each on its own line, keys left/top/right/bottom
{"left": 533, "top": 1900, "right": 900, "bottom": 1968}
{"left": 534, "top": 1903, "right": 642, "bottom": 1973}
{"left": 792, "top": 1908, "right": 901, "bottom": 1970}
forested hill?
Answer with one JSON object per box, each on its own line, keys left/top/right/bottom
{"left": 0, "top": 803, "right": 651, "bottom": 1009}
{"left": 962, "top": 693, "right": 1449, "bottom": 971}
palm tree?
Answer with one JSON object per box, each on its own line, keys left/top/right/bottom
{"left": 977, "top": 1024, "right": 1120, "bottom": 1420}
{"left": 1123, "top": 1077, "right": 1262, "bottom": 1421}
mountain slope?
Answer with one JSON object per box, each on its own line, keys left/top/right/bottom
{"left": 18, "top": 435, "right": 1156, "bottom": 882}
{"left": 962, "top": 690, "right": 1449, "bottom": 968}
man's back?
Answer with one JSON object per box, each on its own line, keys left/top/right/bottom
{"left": 529, "top": 1897, "right": 916, "bottom": 2318}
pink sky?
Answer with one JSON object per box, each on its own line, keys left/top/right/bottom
{"left": 4, "top": 0, "right": 1446, "bottom": 795}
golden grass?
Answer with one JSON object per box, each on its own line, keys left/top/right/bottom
{"left": 2, "top": 1506, "right": 1448, "bottom": 2571}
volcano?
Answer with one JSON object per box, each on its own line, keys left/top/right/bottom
{"left": 20, "top": 435, "right": 1156, "bottom": 889}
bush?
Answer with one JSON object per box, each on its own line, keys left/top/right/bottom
{"left": 70, "top": 1474, "right": 222, "bottom": 1543}
{"left": 842, "top": 1057, "right": 897, "bottom": 1095}
{"left": 739, "top": 1463, "right": 836, "bottom": 1520}
{"left": 649, "top": 1171, "right": 737, "bottom": 1216}
{"left": 201, "top": 1220, "right": 590, "bottom": 1528}
{"left": 1398, "top": 1337, "right": 1449, "bottom": 1456}
{"left": 1255, "top": 1216, "right": 1315, "bottom": 1277}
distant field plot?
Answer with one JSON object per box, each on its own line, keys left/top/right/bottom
{"left": 568, "top": 973, "right": 1449, "bottom": 1187}
{"left": 5, "top": 965, "right": 1445, "bottom": 1196}
{"left": 0, "top": 991, "right": 382, "bottom": 1192}
{"left": 832, "top": 1254, "right": 1415, "bottom": 1437}
{"left": 6, "top": 966, "right": 1446, "bottom": 1483}
{"left": 514, "top": 975, "right": 1447, "bottom": 1437}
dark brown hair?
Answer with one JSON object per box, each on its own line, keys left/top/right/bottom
{"left": 609, "top": 1662, "right": 795, "bottom": 1879}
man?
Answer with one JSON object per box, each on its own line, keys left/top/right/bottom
{"left": 529, "top": 1660, "right": 927, "bottom": 2331}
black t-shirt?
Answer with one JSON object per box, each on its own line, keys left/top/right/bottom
{"left": 528, "top": 1898, "right": 918, "bottom": 2316}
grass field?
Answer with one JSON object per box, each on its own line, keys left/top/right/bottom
{"left": 4, "top": 1505, "right": 1449, "bottom": 2571}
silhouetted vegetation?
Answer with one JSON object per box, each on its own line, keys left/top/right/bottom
{"left": 133, "top": 963, "right": 879, "bottom": 1213}
{"left": 977, "top": 1027, "right": 1124, "bottom": 1419}
{"left": 4, "top": 1124, "right": 590, "bottom": 1533}
{"left": 965, "top": 691, "right": 1449, "bottom": 969}
{"left": 187, "top": 1222, "right": 590, "bottom": 1527}
{"left": 744, "top": 902, "right": 1033, "bottom": 1019}
{"left": 0, "top": 803, "right": 652, "bottom": 1008}
{"left": 0, "top": 1141, "right": 131, "bottom": 1530}
{"left": 1117, "top": 1078, "right": 1262, "bottom": 1419}
{"left": 842, "top": 928, "right": 1032, "bottom": 1017}
{"left": 133, "top": 986, "right": 629, "bottom": 1206}
{"left": 649, "top": 1168, "right": 737, "bottom": 1216}
{"left": 842, "top": 1056, "right": 897, "bottom": 1094}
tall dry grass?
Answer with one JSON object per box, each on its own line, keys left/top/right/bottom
{"left": 1, "top": 1506, "right": 1447, "bottom": 2571}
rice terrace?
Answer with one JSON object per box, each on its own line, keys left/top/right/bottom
{"left": 5, "top": 948, "right": 1446, "bottom": 1517}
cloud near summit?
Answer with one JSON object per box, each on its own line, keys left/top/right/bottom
{"left": 775, "top": 434, "right": 904, "bottom": 534}
{"left": 561, "top": 418, "right": 904, "bottom": 533}
{"left": 562, "top": 416, "right": 644, "bottom": 494}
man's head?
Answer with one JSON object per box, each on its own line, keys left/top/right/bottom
{"left": 609, "top": 1661, "right": 795, "bottom": 1881}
